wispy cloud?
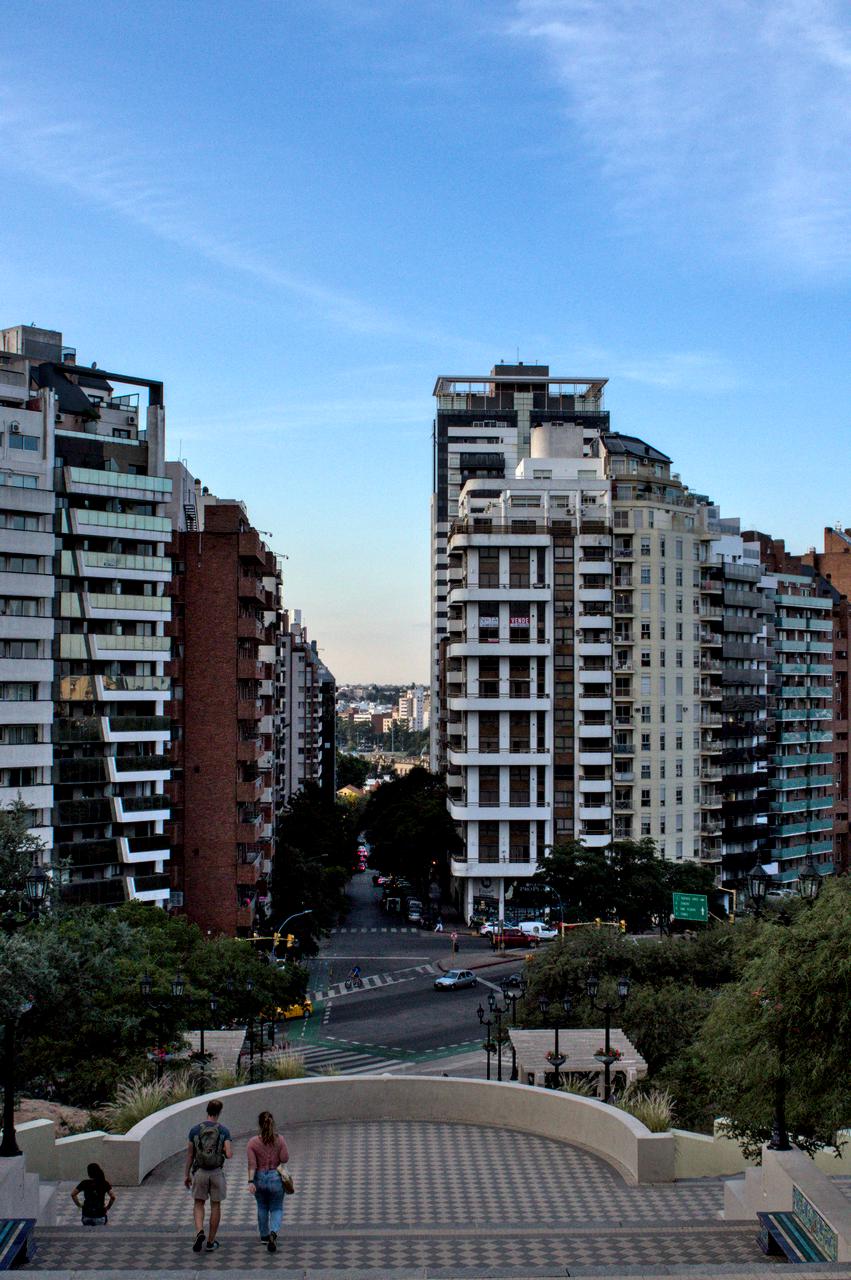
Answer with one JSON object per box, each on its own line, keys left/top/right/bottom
{"left": 570, "top": 343, "right": 742, "bottom": 394}
{"left": 0, "top": 81, "right": 479, "bottom": 350}
{"left": 509, "top": 0, "right": 851, "bottom": 278}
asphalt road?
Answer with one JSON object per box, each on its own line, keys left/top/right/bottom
{"left": 305, "top": 874, "right": 530, "bottom": 1059}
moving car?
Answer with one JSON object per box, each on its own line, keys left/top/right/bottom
{"left": 433, "top": 969, "right": 477, "bottom": 991}
{"left": 274, "top": 997, "right": 314, "bottom": 1020}
{"left": 477, "top": 920, "right": 499, "bottom": 936}
{"left": 491, "top": 927, "right": 539, "bottom": 950}
{"left": 406, "top": 897, "right": 423, "bottom": 923}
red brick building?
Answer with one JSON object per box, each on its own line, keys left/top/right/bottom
{"left": 166, "top": 470, "right": 281, "bottom": 934}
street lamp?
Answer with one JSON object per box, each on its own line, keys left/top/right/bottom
{"left": 585, "top": 974, "right": 630, "bottom": 1103}
{"left": 796, "top": 853, "right": 821, "bottom": 904}
{"left": 138, "top": 972, "right": 188, "bottom": 1080}
{"left": 476, "top": 1003, "right": 501, "bottom": 1081}
{"left": 538, "top": 994, "right": 572, "bottom": 1088}
{"left": 24, "top": 866, "right": 48, "bottom": 910}
{"left": 746, "top": 862, "right": 770, "bottom": 913}
{"left": 500, "top": 977, "right": 527, "bottom": 1026}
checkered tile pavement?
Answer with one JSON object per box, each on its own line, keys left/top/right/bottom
{"left": 36, "top": 1120, "right": 766, "bottom": 1272}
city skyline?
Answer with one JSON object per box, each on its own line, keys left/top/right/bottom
{"left": 2, "top": 1, "right": 850, "bottom": 682}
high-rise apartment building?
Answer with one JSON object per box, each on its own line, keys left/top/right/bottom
{"left": 166, "top": 465, "right": 280, "bottom": 936}
{"left": 275, "top": 609, "right": 336, "bottom": 811}
{"left": 744, "top": 533, "right": 838, "bottom": 885}
{"left": 0, "top": 324, "right": 173, "bottom": 905}
{"left": 433, "top": 362, "right": 822, "bottom": 920}
{"left": 431, "top": 366, "right": 609, "bottom": 772}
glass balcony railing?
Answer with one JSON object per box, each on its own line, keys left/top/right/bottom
{"left": 87, "top": 593, "right": 170, "bottom": 612}
{"left": 68, "top": 466, "right": 172, "bottom": 494}
{"left": 82, "top": 551, "right": 171, "bottom": 573}
{"left": 94, "top": 634, "right": 170, "bottom": 651}
{"left": 67, "top": 509, "right": 170, "bottom": 533}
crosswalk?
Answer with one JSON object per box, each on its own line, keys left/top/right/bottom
{"left": 330, "top": 925, "right": 422, "bottom": 934}
{"left": 297, "top": 1042, "right": 405, "bottom": 1076}
{"left": 309, "top": 962, "right": 437, "bottom": 1003}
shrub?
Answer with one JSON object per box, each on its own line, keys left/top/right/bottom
{"left": 614, "top": 1083, "right": 675, "bottom": 1132}
{"left": 317, "top": 1064, "right": 340, "bottom": 1076}
{"left": 268, "top": 1052, "right": 306, "bottom": 1080}
{"left": 558, "top": 1073, "right": 597, "bottom": 1098}
{"left": 211, "top": 1064, "right": 249, "bottom": 1091}
{"left": 95, "top": 1076, "right": 172, "bottom": 1134}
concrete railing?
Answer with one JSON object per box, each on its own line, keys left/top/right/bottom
{"left": 12, "top": 1075, "right": 674, "bottom": 1187}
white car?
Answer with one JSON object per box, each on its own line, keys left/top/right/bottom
{"left": 477, "top": 921, "right": 499, "bottom": 936}
{"left": 519, "top": 921, "right": 559, "bottom": 942}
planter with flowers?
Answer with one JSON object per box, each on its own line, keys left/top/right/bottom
{"left": 593, "top": 1045, "right": 623, "bottom": 1067}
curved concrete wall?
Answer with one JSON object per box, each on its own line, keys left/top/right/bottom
{"left": 91, "top": 1075, "right": 674, "bottom": 1187}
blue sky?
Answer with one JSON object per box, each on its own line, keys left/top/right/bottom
{"left": 2, "top": 0, "right": 850, "bottom": 682}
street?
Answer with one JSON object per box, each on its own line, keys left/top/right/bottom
{"left": 296, "top": 874, "right": 530, "bottom": 1073}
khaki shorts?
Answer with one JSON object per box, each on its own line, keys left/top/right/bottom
{"left": 191, "top": 1169, "right": 226, "bottom": 1202}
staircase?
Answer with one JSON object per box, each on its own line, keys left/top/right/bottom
{"left": 24, "top": 1219, "right": 824, "bottom": 1277}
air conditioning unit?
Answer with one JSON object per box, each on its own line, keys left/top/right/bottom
{"left": 127, "top": 415, "right": 136, "bottom": 425}
{"left": 10, "top": 422, "right": 21, "bottom": 434}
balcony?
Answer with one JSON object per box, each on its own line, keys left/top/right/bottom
{"left": 237, "top": 776, "right": 264, "bottom": 803}
{"left": 237, "top": 616, "right": 265, "bottom": 641}
{"left": 237, "top": 698, "right": 264, "bottom": 722}
{"left": 237, "top": 737, "right": 263, "bottom": 761}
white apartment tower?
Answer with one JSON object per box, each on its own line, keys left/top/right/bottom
{"left": 437, "top": 372, "right": 748, "bottom": 921}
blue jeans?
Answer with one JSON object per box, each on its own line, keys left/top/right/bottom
{"left": 254, "top": 1169, "right": 284, "bottom": 1237}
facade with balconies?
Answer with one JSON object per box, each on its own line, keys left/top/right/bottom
{"left": 0, "top": 326, "right": 173, "bottom": 905}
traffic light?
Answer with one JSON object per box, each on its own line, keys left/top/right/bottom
{"left": 273, "top": 932, "right": 282, "bottom": 947}
{"left": 594, "top": 917, "right": 601, "bottom": 928}
{"left": 619, "top": 919, "right": 627, "bottom": 933}
{"left": 286, "top": 933, "right": 295, "bottom": 949}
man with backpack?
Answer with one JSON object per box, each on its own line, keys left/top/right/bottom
{"left": 183, "top": 1099, "right": 233, "bottom": 1253}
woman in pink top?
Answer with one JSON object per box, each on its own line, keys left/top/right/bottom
{"left": 246, "top": 1111, "right": 289, "bottom": 1253}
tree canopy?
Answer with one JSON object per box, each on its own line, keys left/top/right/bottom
{"left": 361, "top": 768, "right": 460, "bottom": 896}
{"left": 271, "top": 783, "right": 357, "bottom": 953}
{"left": 533, "top": 838, "right": 716, "bottom": 930}
{"left": 0, "top": 902, "right": 304, "bottom": 1106}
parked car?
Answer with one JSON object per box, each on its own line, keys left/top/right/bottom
{"left": 519, "top": 921, "right": 559, "bottom": 941}
{"left": 406, "top": 898, "right": 423, "bottom": 923}
{"left": 433, "top": 969, "right": 477, "bottom": 991}
{"left": 491, "top": 927, "right": 539, "bottom": 950}
{"left": 478, "top": 920, "right": 499, "bottom": 936}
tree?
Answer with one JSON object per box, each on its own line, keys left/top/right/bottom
{"left": 696, "top": 879, "right": 851, "bottom": 1157}
{"left": 336, "top": 752, "right": 370, "bottom": 789}
{"left": 533, "top": 841, "right": 611, "bottom": 922}
{"left": 271, "top": 784, "right": 358, "bottom": 953}
{"left": 0, "top": 903, "right": 304, "bottom": 1107}
{"left": 0, "top": 799, "right": 50, "bottom": 915}
{"left": 362, "top": 768, "right": 460, "bottom": 897}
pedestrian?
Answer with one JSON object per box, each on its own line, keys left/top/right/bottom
{"left": 183, "top": 1098, "right": 232, "bottom": 1253}
{"left": 433, "top": 918, "right": 443, "bottom": 933}
{"left": 247, "top": 1110, "right": 290, "bottom": 1253}
{"left": 71, "top": 1162, "right": 115, "bottom": 1226}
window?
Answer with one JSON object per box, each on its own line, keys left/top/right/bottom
{"left": 641, "top": 733, "right": 651, "bottom": 751}
{"left": 0, "top": 512, "right": 39, "bottom": 531}
{"left": 675, "top": 595, "right": 683, "bottom": 613}
{"left": 641, "top": 649, "right": 651, "bottom": 667}
{"left": 0, "top": 598, "right": 38, "bottom": 616}
{"left": 640, "top": 674, "right": 651, "bottom": 694}
{"left": 676, "top": 676, "right": 683, "bottom": 695}
{"left": 641, "top": 818, "right": 651, "bottom": 835}
{"left": 659, "top": 733, "right": 666, "bottom": 751}
{"left": 0, "top": 640, "right": 39, "bottom": 659}
{"left": 675, "top": 649, "right": 683, "bottom": 668}
{"left": 675, "top": 703, "right": 684, "bottom": 722}
{"left": 676, "top": 839, "right": 683, "bottom": 858}
{"left": 693, "top": 730, "right": 700, "bottom": 749}
{"left": 641, "top": 788, "right": 651, "bottom": 808}
{"left": 647, "top": 510, "right": 655, "bottom": 528}
{"left": 675, "top": 568, "right": 683, "bottom": 587}
{"left": 659, "top": 621, "right": 666, "bottom": 639}
{"left": 675, "top": 787, "right": 683, "bottom": 804}
{"left": 0, "top": 683, "right": 37, "bottom": 700}
{"left": 659, "top": 675, "right": 666, "bottom": 694}
{"left": 660, "top": 566, "right": 666, "bottom": 584}
{"left": 659, "top": 537, "right": 666, "bottom": 556}
{"left": 8, "top": 433, "right": 39, "bottom": 451}
{"left": 659, "top": 760, "right": 666, "bottom": 777}
{"left": 659, "top": 817, "right": 666, "bottom": 834}
{"left": 693, "top": 676, "right": 700, "bottom": 694}
{"left": 640, "top": 540, "right": 651, "bottom": 556}
{"left": 641, "top": 704, "right": 651, "bottom": 723}
{"left": 0, "top": 474, "right": 37, "bottom": 489}
{"left": 675, "top": 539, "right": 683, "bottom": 560}
{"left": 641, "top": 592, "right": 650, "bottom": 612}
{"left": 640, "top": 566, "right": 651, "bottom": 584}
{"left": 614, "top": 510, "right": 629, "bottom": 528}
{"left": 659, "top": 785, "right": 666, "bottom": 805}
{"left": 675, "top": 812, "right": 683, "bottom": 831}
{"left": 675, "top": 759, "right": 683, "bottom": 777}
{"left": 676, "top": 733, "right": 683, "bottom": 749}
{"left": 640, "top": 621, "right": 651, "bottom": 639}
{"left": 641, "top": 763, "right": 651, "bottom": 779}
{"left": 0, "top": 556, "right": 39, "bottom": 574}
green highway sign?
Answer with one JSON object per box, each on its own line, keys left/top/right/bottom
{"left": 672, "top": 892, "right": 708, "bottom": 923}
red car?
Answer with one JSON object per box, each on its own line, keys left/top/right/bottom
{"left": 491, "top": 927, "right": 539, "bottom": 950}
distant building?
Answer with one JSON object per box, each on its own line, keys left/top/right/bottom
{"left": 276, "top": 609, "right": 336, "bottom": 809}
